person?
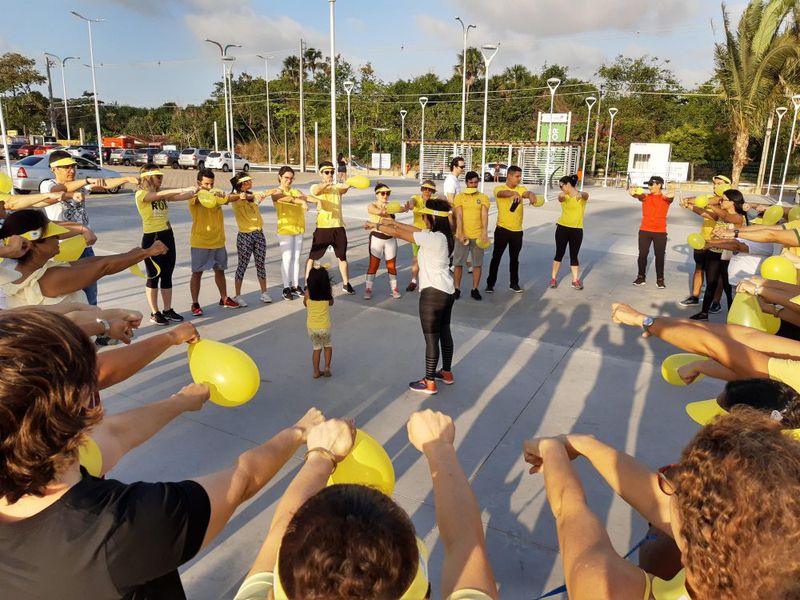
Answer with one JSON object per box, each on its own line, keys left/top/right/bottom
{"left": 233, "top": 410, "right": 498, "bottom": 600}
{"left": 306, "top": 161, "right": 354, "bottom": 295}
{"left": 486, "top": 165, "right": 539, "bottom": 294}
{"left": 228, "top": 171, "right": 273, "bottom": 306}
{"left": 444, "top": 156, "right": 466, "bottom": 269}
{"left": 0, "top": 308, "right": 328, "bottom": 599}
{"left": 188, "top": 168, "right": 240, "bottom": 315}
{"left": 38, "top": 149, "right": 138, "bottom": 306}
{"left": 365, "top": 182, "right": 406, "bottom": 299}
{"left": 453, "top": 171, "right": 489, "bottom": 300}
{"left": 680, "top": 188, "right": 747, "bottom": 320}
{"left": 404, "top": 179, "right": 437, "bottom": 292}
{"left": 304, "top": 264, "right": 334, "bottom": 378}
{"left": 629, "top": 175, "right": 673, "bottom": 289}
{"left": 550, "top": 174, "right": 589, "bottom": 290}
{"left": 269, "top": 166, "right": 309, "bottom": 301}
{"left": 493, "top": 163, "right": 501, "bottom": 183}
{"left": 523, "top": 408, "right": 800, "bottom": 599}
{"left": 0, "top": 209, "right": 167, "bottom": 309}
{"left": 706, "top": 231, "right": 775, "bottom": 288}
{"left": 336, "top": 152, "right": 348, "bottom": 183}
{"left": 365, "top": 198, "right": 455, "bottom": 395}
{"left": 134, "top": 163, "right": 197, "bottom": 325}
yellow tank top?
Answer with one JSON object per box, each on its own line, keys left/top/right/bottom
{"left": 411, "top": 194, "right": 427, "bottom": 229}
{"left": 135, "top": 189, "right": 170, "bottom": 234}
{"left": 648, "top": 569, "right": 690, "bottom": 600}
{"left": 315, "top": 186, "right": 344, "bottom": 228}
{"left": 276, "top": 188, "right": 305, "bottom": 236}
{"left": 231, "top": 197, "right": 264, "bottom": 232}
{"left": 557, "top": 193, "right": 587, "bottom": 229}
{"left": 306, "top": 299, "right": 331, "bottom": 329}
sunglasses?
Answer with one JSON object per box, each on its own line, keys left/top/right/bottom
{"left": 55, "top": 165, "right": 77, "bottom": 170}
{"left": 321, "top": 170, "right": 334, "bottom": 175}
{"left": 456, "top": 164, "right": 465, "bottom": 169}
{"left": 377, "top": 191, "right": 391, "bottom": 196}
{"left": 657, "top": 464, "right": 678, "bottom": 496}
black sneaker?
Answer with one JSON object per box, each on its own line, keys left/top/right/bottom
{"left": 162, "top": 308, "right": 184, "bottom": 322}
{"left": 689, "top": 311, "right": 709, "bottom": 321}
{"left": 510, "top": 284, "right": 523, "bottom": 293}
{"left": 485, "top": 285, "right": 494, "bottom": 293}
{"left": 709, "top": 301, "right": 722, "bottom": 314}
{"left": 292, "top": 286, "right": 304, "bottom": 297}
{"left": 656, "top": 279, "right": 666, "bottom": 289}
{"left": 679, "top": 295, "right": 700, "bottom": 307}
{"left": 95, "top": 335, "right": 119, "bottom": 346}
{"left": 633, "top": 275, "right": 646, "bottom": 286}
{"left": 470, "top": 288, "right": 482, "bottom": 301}
{"left": 342, "top": 282, "right": 355, "bottom": 295}
{"left": 282, "top": 287, "right": 294, "bottom": 300}
{"left": 454, "top": 289, "right": 461, "bottom": 300}
{"left": 150, "top": 311, "right": 168, "bottom": 326}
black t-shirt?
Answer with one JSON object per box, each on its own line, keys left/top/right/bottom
{"left": 0, "top": 468, "right": 210, "bottom": 599}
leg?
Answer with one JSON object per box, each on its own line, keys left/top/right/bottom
{"left": 439, "top": 293, "right": 455, "bottom": 372}
{"left": 720, "top": 259, "right": 732, "bottom": 308}
{"left": 653, "top": 232, "right": 667, "bottom": 281}
{"left": 278, "top": 234, "right": 293, "bottom": 289}
{"left": 385, "top": 238, "right": 398, "bottom": 292}
{"left": 253, "top": 231, "right": 268, "bottom": 293}
{"left": 365, "top": 233, "right": 383, "bottom": 293}
{"left": 700, "top": 253, "right": 722, "bottom": 314}
{"left": 234, "top": 232, "right": 254, "bottom": 293}
{"left": 454, "top": 266, "right": 463, "bottom": 289}
{"left": 160, "top": 288, "right": 173, "bottom": 311}
{"left": 636, "top": 231, "right": 650, "bottom": 278}
{"left": 312, "top": 348, "right": 322, "bottom": 378}
{"left": 419, "top": 288, "right": 447, "bottom": 380}
{"left": 552, "top": 224, "right": 569, "bottom": 279}
{"left": 324, "top": 345, "right": 332, "bottom": 374}
{"left": 79, "top": 246, "right": 98, "bottom": 305}
{"left": 470, "top": 243, "right": 484, "bottom": 290}
{"left": 508, "top": 230, "right": 523, "bottom": 287}
{"left": 487, "top": 227, "right": 510, "bottom": 288}
{"left": 452, "top": 239, "right": 469, "bottom": 290}
{"left": 190, "top": 272, "right": 202, "bottom": 304}
{"left": 292, "top": 235, "right": 304, "bottom": 287}
{"left": 145, "top": 287, "right": 159, "bottom": 314}
{"left": 156, "top": 230, "right": 177, "bottom": 310}
{"left": 214, "top": 269, "right": 228, "bottom": 300}
{"left": 568, "top": 227, "right": 583, "bottom": 282}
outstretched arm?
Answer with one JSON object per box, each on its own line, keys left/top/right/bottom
{"left": 3, "top": 191, "right": 65, "bottom": 210}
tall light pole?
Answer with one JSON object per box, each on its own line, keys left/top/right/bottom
{"left": 455, "top": 16, "right": 476, "bottom": 151}
{"left": 0, "top": 94, "right": 11, "bottom": 178}
{"left": 603, "top": 107, "right": 618, "bottom": 188}
{"left": 479, "top": 43, "right": 499, "bottom": 193}
{"left": 400, "top": 109, "right": 407, "bottom": 176}
{"left": 542, "top": 77, "right": 561, "bottom": 200}
{"left": 299, "top": 38, "right": 306, "bottom": 172}
{"left": 343, "top": 80, "right": 354, "bottom": 174}
{"left": 580, "top": 96, "right": 596, "bottom": 192}
{"left": 590, "top": 85, "right": 605, "bottom": 174}
{"left": 778, "top": 94, "right": 800, "bottom": 205}
{"left": 766, "top": 107, "right": 787, "bottom": 196}
{"left": 223, "top": 56, "right": 236, "bottom": 171}
{"left": 71, "top": 11, "right": 105, "bottom": 167}
{"left": 45, "top": 53, "right": 79, "bottom": 140}
{"left": 206, "top": 40, "right": 240, "bottom": 161}
{"left": 419, "top": 96, "right": 428, "bottom": 183}
{"left": 256, "top": 54, "right": 274, "bottom": 171}
{"left": 329, "top": 0, "right": 338, "bottom": 162}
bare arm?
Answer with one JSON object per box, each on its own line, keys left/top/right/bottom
{"left": 481, "top": 205, "right": 489, "bottom": 239}
{"left": 87, "top": 175, "right": 139, "bottom": 193}
{"left": 364, "top": 218, "right": 420, "bottom": 244}
{"left": 454, "top": 205, "right": 465, "bottom": 240}
{"left": 3, "top": 191, "right": 65, "bottom": 210}
{"left": 677, "top": 358, "right": 742, "bottom": 383}
{"left": 366, "top": 202, "right": 386, "bottom": 217}
{"left": 705, "top": 239, "right": 749, "bottom": 252}
{"left": 738, "top": 228, "right": 800, "bottom": 247}
{"left": 138, "top": 187, "right": 197, "bottom": 203}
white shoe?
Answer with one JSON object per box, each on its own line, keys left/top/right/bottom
{"left": 260, "top": 292, "right": 273, "bottom": 304}
{"left": 233, "top": 295, "right": 248, "bottom": 307}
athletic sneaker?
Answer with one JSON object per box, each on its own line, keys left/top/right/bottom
{"left": 150, "top": 311, "right": 168, "bottom": 326}
{"left": 510, "top": 284, "right": 523, "bottom": 293}
{"left": 343, "top": 282, "right": 355, "bottom": 295}
{"left": 689, "top": 311, "right": 709, "bottom": 321}
{"left": 571, "top": 279, "right": 584, "bottom": 290}
{"left": 391, "top": 288, "right": 401, "bottom": 299}
{"left": 657, "top": 279, "right": 666, "bottom": 289}
{"left": 406, "top": 281, "right": 417, "bottom": 292}
{"left": 549, "top": 278, "right": 558, "bottom": 288}
{"left": 679, "top": 295, "right": 700, "bottom": 307}
{"left": 454, "top": 289, "right": 461, "bottom": 300}
{"left": 709, "top": 301, "right": 722, "bottom": 314}
{"left": 95, "top": 335, "right": 119, "bottom": 346}
{"left": 162, "top": 308, "right": 184, "bottom": 322}
{"left": 282, "top": 287, "right": 294, "bottom": 301}
{"left": 467, "top": 265, "right": 473, "bottom": 274}
{"left": 408, "top": 378, "right": 438, "bottom": 395}
{"left": 434, "top": 370, "right": 455, "bottom": 385}
{"left": 364, "top": 287, "right": 373, "bottom": 300}
{"left": 633, "top": 275, "right": 646, "bottom": 286}
{"left": 485, "top": 285, "right": 494, "bottom": 293}
{"left": 470, "top": 288, "right": 482, "bottom": 301}
{"left": 233, "top": 295, "right": 248, "bottom": 307}
{"left": 191, "top": 303, "right": 204, "bottom": 316}
{"left": 292, "top": 286, "right": 304, "bottom": 297}
{"left": 220, "top": 297, "right": 241, "bottom": 309}
{"left": 260, "top": 292, "right": 273, "bottom": 304}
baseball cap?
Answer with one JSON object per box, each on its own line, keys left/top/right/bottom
{"left": 21, "top": 222, "right": 70, "bottom": 241}
{"left": 644, "top": 176, "right": 665, "bottom": 186}
{"left": 712, "top": 174, "right": 732, "bottom": 184}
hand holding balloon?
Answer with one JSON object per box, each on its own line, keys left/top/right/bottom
{"left": 307, "top": 418, "right": 356, "bottom": 462}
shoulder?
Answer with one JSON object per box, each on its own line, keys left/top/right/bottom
{"left": 479, "top": 193, "right": 490, "bottom": 205}
{"left": 492, "top": 185, "right": 507, "bottom": 196}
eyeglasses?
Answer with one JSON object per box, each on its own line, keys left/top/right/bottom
{"left": 377, "top": 191, "right": 391, "bottom": 196}
{"left": 321, "top": 170, "right": 334, "bottom": 175}
{"left": 657, "top": 464, "right": 678, "bottom": 496}
{"left": 456, "top": 164, "right": 465, "bottom": 169}
{"left": 55, "top": 165, "right": 77, "bottom": 171}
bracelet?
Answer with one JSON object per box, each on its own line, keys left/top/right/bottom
{"left": 775, "top": 305, "right": 785, "bottom": 317}
{"left": 755, "top": 284, "right": 762, "bottom": 297}
{"left": 95, "top": 318, "right": 110, "bottom": 336}
{"left": 303, "top": 447, "right": 338, "bottom": 472}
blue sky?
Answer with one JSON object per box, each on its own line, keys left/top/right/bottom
{"left": 3, "top": 0, "right": 742, "bottom": 108}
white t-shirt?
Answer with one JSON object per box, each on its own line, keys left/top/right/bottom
{"left": 413, "top": 230, "right": 454, "bottom": 294}
{"left": 728, "top": 240, "right": 776, "bottom": 286}
{"left": 40, "top": 179, "right": 91, "bottom": 225}
{"left": 443, "top": 173, "right": 461, "bottom": 202}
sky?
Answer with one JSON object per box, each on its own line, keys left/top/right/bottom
{"left": 2, "top": 0, "right": 745, "bottom": 110}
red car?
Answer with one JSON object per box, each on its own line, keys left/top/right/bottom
{"left": 16, "top": 145, "right": 37, "bottom": 158}
{"left": 33, "top": 145, "right": 59, "bottom": 156}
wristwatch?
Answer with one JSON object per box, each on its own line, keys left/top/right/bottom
{"left": 95, "top": 318, "right": 110, "bottom": 336}
{"left": 733, "top": 229, "right": 740, "bottom": 238}
{"left": 642, "top": 316, "right": 656, "bottom": 333}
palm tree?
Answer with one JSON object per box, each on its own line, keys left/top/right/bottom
{"left": 281, "top": 56, "right": 301, "bottom": 85}
{"left": 303, "top": 47, "right": 323, "bottom": 80}
{"left": 714, "top": 0, "right": 800, "bottom": 183}
{"left": 497, "top": 64, "right": 532, "bottom": 99}
{"left": 453, "top": 47, "right": 485, "bottom": 103}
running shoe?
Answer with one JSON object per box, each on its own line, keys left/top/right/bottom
{"left": 95, "top": 335, "right": 119, "bottom": 346}
{"left": 679, "top": 295, "right": 699, "bottom": 307}
{"left": 510, "top": 284, "right": 523, "bottom": 293}
{"left": 470, "top": 288, "right": 482, "bottom": 301}
{"left": 433, "top": 370, "right": 455, "bottom": 385}
{"left": 485, "top": 285, "right": 494, "bottom": 293}
{"left": 364, "top": 287, "right": 373, "bottom": 300}
{"left": 467, "top": 265, "right": 473, "bottom": 274}
{"left": 657, "top": 279, "right": 666, "bottom": 289}
{"left": 408, "top": 378, "right": 438, "bottom": 395}
{"left": 282, "top": 287, "right": 294, "bottom": 301}
{"left": 633, "top": 275, "right": 646, "bottom": 286}
{"left": 343, "top": 282, "right": 355, "bottom": 295}
{"left": 220, "top": 297, "right": 241, "bottom": 309}
{"left": 549, "top": 278, "right": 558, "bottom": 289}
{"left": 454, "top": 289, "right": 461, "bottom": 300}
{"left": 689, "top": 311, "right": 709, "bottom": 321}
{"left": 150, "top": 311, "right": 168, "bottom": 326}
{"left": 260, "top": 292, "right": 273, "bottom": 304}
{"left": 162, "top": 308, "right": 184, "bottom": 322}
{"left": 233, "top": 295, "right": 248, "bottom": 307}
{"left": 406, "top": 281, "right": 417, "bottom": 292}
{"left": 292, "top": 286, "right": 304, "bottom": 297}
{"left": 709, "top": 301, "right": 722, "bottom": 314}
{"left": 191, "top": 303, "right": 204, "bottom": 316}
{"left": 571, "top": 279, "right": 584, "bottom": 290}
{"left": 391, "top": 288, "right": 401, "bottom": 299}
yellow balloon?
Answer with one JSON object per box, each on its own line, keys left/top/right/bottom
{"left": 762, "top": 204, "right": 783, "bottom": 226}
{"left": 54, "top": 235, "right": 87, "bottom": 262}
{"left": 197, "top": 189, "right": 218, "bottom": 208}
{"left": 789, "top": 206, "right": 800, "bottom": 222}
{"left": 727, "top": 293, "right": 780, "bottom": 334}
{"left": 687, "top": 233, "right": 706, "bottom": 250}
{"left": 533, "top": 196, "right": 545, "bottom": 207}
{"left": 751, "top": 217, "right": 763, "bottom": 224}
{"left": 130, "top": 259, "right": 162, "bottom": 279}
{"left": 694, "top": 195, "right": 709, "bottom": 208}
{"left": 79, "top": 436, "right": 103, "bottom": 477}
{"left": 760, "top": 255, "right": 798, "bottom": 285}
{"left": 346, "top": 174, "right": 370, "bottom": 189}
{"left": 386, "top": 200, "right": 403, "bottom": 214}
{"left": 476, "top": 238, "right": 492, "bottom": 249}
{"left": 187, "top": 339, "right": 260, "bottom": 407}
{"left": 661, "top": 353, "right": 709, "bottom": 386}
{"left": 635, "top": 187, "right": 645, "bottom": 195}
{"left": 328, "top": 429, "right": 395, "bottom": 496}
{"left": 0, "top": 172, "right": 11, "bottom": 194}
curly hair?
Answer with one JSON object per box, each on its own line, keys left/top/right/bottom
{"left": 674, "top": 407, "right": 800, "bottom": 599}
{"left": 0, "top": 310, "right": 102, "bottom": 503}
{"left": 278, "top": 484, "right": 419, "bottom": 599}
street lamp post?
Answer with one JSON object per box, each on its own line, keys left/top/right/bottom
{"left": 373, "top": 127, "right": 388, "bottom": 175}
{"left": 590, "top": 85, "right": 605, "bottom": 175}
{"left": 479, "top": 43, "right": 499, "bottom": 194}
{"left": 343, "top": 80, "right": 354, "bottom": 174}
{"left": 0, "top": 94, "right": 11, "bottom": 178}
{"left": 766, "top": 107, "right": 787, "bottom": 197}
{"left": 329, "top": 0, "right": 338, "bottom": 162}
{"left": 542, "top": 77, "right": 561, "bottom": 200}
{"left": 206, "top": 40, "right": 240, "bottom": 164}
{"left": 256, "top": 54, "right": 274, "bottom": 171}
{"left": 580, "top": 96, "right": 597, "bottom": 192}
{"left": 603, "top": 107, "right": 619, "bottom": 188}
{"left": 45, "top": 53, "right": 79, "bottom": 140}
{"left": 455, "top": 16, "right": 476, "bottom": 152}
{"left": 419, "top": 97, "right": 428, "bottom": 183}
{"left": 778, "top": 95, "right": 800, "bottom": 205}
{"left": 223, "top": 56, "right": 236, "bottom": 172}
{"left": 400, "top": 109, "right": 407, "bottom": 176}
{"left": 71, "top": 11, "right": 105, "bottom": 167}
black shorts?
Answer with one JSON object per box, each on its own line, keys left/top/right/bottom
{"left": 693, "top": 249, "right": 709, "bottom": 268}
{"left": 309, "top": 226, "right": 348, "bottom": 261}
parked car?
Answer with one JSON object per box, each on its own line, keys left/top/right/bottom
{"left": 33, "top": 145, "right": 61, "bottom": 156}
{"left": 205, "top": 151, "right": 250, "bottom": 172}
{"left": 349, "top": 158, "right": 369, "bottom": 171}
{"left": 178, "top": 147, "right": 211, "bottom": 170}
{"left": 0, "top": 143, "right": 24, "bottom": 160}
{"left": 11, "top": 155, "right": 124, "bottom": 194}
{"left": 133, "top": 148, "right": 161, "bottom": 166}
{"left": 109, "top": 148, "right": 138, "bottom": 166}
{"left": 154, "top": 149, "right": 180, "bottom": 169}
{"left": 483, "top": 162, "right": 508, "bottom": 182}
{"left": 66, "top": 146, "right": 98, "bottom": 162}
{"left": 16, "top": 144, "right": 37, "bottom": 159}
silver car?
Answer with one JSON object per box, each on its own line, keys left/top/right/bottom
{"left": 109, "top": 148, "right": 137, "bottom": 166}
{"left": 178, "top": 148, "right": 211, "bottom": 170}
{"left": 154, "top": 149, "right": 180, "bottom": 169}
{"left": 10, "top": 155, "right": 124, "bottom": 194}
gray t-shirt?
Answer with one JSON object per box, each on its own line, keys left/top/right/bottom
{"left": 40, "top": 179, "right": 91, "bottom": 225}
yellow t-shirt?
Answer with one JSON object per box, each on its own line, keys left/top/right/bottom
{"left": 454, "top": 190, "right": 490, "bottom": 239}
{"left": 556, "top": 193, "right": 587, "bottom": 229}
{"left": 276, "top": 188, "right": 305, "bottom": 236}
{"left": 782, "top": 220, "right": 800, "bottom": 258}
{"left": 768, "top": 357, "right": 800, "bottom": 393}
{"left": 306, "top": 299, "right": 331, "bottom": 329}
{"left": 314, "top": 185, "right": 344, "bottom": 229}
{"left": 410, "top": 194, "right": 429, "bottom": 229}
{"left": 231, "top": 197, "right": 264, "bottom": 233}
{"left": 699, "top": 217, "right": 716, "bottom": 241}
{"left": 493, "top": 184, "right": 527, "bottom": 232}
{"left": 189, "top": 196, "right": 226, "bottom": 249}
{"left": 135, "top": 189, "right": 170, "bottom": 234}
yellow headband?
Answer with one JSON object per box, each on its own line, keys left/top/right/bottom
{"left": 375, "top": 186, "right": 391, "bottom": 194}
{"left": 421, "top": 208, "right": 451, "bottom": 217}
{"left": 20, "top": 222, "right": 70, "bottom": 241}
{"left": 140, "top": 169, "right": 164, "bottom": 178}
{"left": 420, "top": 183, "right": 436, "bottom": 191}
{"left": 713, "top": 175, "right": 731, "bottom": 184}
{"left": 237, "top": 176, "right": 253, "bottom": 184}
{"left": 51, "top": 157, "right": 77, "bottom": 168}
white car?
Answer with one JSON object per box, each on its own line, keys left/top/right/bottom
{"left": 483, "top": 163, "right": 508, "bottom": 181}
{"left": 205, "top": 151, "right": 250, "bottom": 173}
{"left": 11, "top": 155, "right": 123, "bottom": 194}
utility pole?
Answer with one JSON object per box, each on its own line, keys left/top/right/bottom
{"left": 299, "top": 38, "right": 306, "bottom": 172}
{"left": 590, "top": 86, "right": 605, "bottom": 175}
{"left": 44, "top": 56, "right": 56, "bottom": 136}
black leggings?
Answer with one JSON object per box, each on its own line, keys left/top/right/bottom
{"left": 637, "top": 230, "right": 667, "bottom": 279}
{"left": 701, "top": 252, "right": 732, "bottom": 313}
{"left": 419, "top": 287, "right": 455, "bottom": 380}
{"left": 141, "top": 228, "right": 176, "bottom": 289}
{"left": 553, "top": 224, "right": 583, "bottom": 266}
{"left": 487, "top": 227, "right": 523, "bottom": 287}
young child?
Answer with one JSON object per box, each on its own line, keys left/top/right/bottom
{"left": 304, "top": 264, "right": 334, "bottom": 378}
